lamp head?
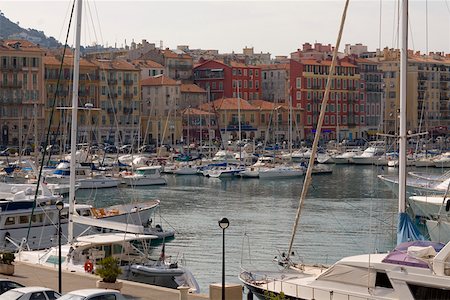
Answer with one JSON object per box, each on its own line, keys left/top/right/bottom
{"left": 218, "top": 217, "right": 230, "bottom": 230}
{"left": 55, "top": 201, "right": 64, "bottom": 211}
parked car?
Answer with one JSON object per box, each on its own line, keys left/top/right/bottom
{"left": 0, "top": 286, "right": 60, "bottom": 300}
{"left": 0, "top": 148, "right": 10, "bottom": 156}
{"left": 0, "top": 279, "right": 24, "bottom": 295}
{"left": 58, "top": 288, "right": 127, "bottom": 300}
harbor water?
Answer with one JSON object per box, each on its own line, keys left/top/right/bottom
{"left": 75, "top": 164, "right": 399, "bottom": 293}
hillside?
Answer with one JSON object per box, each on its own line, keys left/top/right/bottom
{"left": 0, "top": 11, "right": 62, "bottom": 48}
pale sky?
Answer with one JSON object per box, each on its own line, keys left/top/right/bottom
{"left": 1, "top": 0, "right": 449, "bottom": 57}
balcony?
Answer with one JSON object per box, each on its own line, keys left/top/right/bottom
{"left": 106, "top": 108, "right": 117, "bottom": 114}
{"left": 107, "top": 93, "right": 118, "bottom": 99}
{"left": 0, "top": 64, "right": 22, "bottom": 71}
{"left": 107, "top": 79, "right": 117, "bottom": 85}
{"left": 123, "top": 93, "right": 133, "bottom": 100}
{"left": 0, "top": 81, "right": 23, "bottom": 89}
{"left": 123, "top": 80, "right": 134, "bottom": 86}
{"left": 123, "top": 107, "right": 133, "bottom": 114}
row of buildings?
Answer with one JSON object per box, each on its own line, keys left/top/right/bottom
{"left": 1, "top": 39, "right": 449, "bottom": 149}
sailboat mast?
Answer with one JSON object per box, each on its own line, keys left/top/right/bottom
{"left": 287, "top": 0, "right": 349, "bottom": 259}
{"left": 68, "top": 0, "right": 83, "bottom": 244}
{"left": 398, "top": 0, "right": 408, "bottom": 213}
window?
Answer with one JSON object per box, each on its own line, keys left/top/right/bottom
{"left": 5, "top": 217, "right": 15, "bottom": 225}
{"left": 255, "top": 70, "right": 259, "bottom": 76}
{"left": 296, "top": 92, "right": 301, "bottom": 100}
{"left": 232, "top": 69, "right": 236, "bottom": 76}
{"left": 307, "top": 104, "right": 311, "bottom": 112}
{"left": 261, "top": 114, "right": 265, "bottom": 123}
{"left": 45, "top": 291, "right": 61, "bottom": 300}
{"left": 307, "top": 115, "right": 312, "bottom": 125}
{"left": 30, "top": 292, "right": 46, "bottom": 300}
{"left": 296, "top": 77, "right": 301, "bottom": 88}
{"left": 19, "top": 215, "right": 29, "bottom": 224}
{"left": 408, "top": 284, "right": 450, "bottom": 299}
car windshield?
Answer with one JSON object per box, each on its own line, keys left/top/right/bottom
{"left": 58, "top": 294, "right": 85, "bottom": 300}
{"left": 1, "top": 290, "right": 24, "bottom": 300}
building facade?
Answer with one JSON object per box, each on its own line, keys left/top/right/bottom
{"left": 140, "top": 75, "right": 182, "bottom": 146}
{"left": 0, "top": 40, "right": 45, "bottom": 148}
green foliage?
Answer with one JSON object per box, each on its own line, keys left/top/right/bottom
{"left": 95, "top": 257, "right": 122, "bottom": 283}
{"left": 0, "top": 252, "right": 15, "bottom": 265}
{"left": 263, "top": 290, "right": 287, "bottom": 300}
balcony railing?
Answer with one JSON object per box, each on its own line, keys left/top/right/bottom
{"left": 107, "top": 79, "right": 118, "bottom": 85}
{"left": 0, "top": 81, "right": 23, "bottom": 89}
{"left": 123, "top": 80, "right": 134, "bottom": 86}
{"left": 123, "top": 93, "right": 133, "bottom": 100}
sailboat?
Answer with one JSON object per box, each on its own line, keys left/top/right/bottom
{"left": 239, "top": 1, "right": 450, "bottom": 299}
{"left": 16, "top": 0, "right": 199, "bottom": 293}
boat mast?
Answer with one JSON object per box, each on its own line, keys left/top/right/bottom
{"left": 287, "top": 0, "right": 349, "bottom": 260}
{"left": 68, "top": 0, "right": 83, "bottom": 244}
{"left": 398, "top": 0, "right": 407, "bottom": 213}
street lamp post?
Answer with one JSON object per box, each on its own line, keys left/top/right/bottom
{"left": 56, "top": 200, "right": 64, "bottom": 294}
{"left": 218, "top": 218, "right": 230, "bottom": 300}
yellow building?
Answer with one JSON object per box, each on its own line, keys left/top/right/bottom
{"left": 378, "top": 48, "right": 450, "bottom": 135}
{"left": 0, "top": 40, "right": 45, "bottom": 148}
{"left": 44, "top": 54, "right": 100, "bottom": 145}
{"left": 140, "top": 75, "right": 182, "bottom": 146}
{"left": 92, "top": 58, "right": 141, "bottom": 145}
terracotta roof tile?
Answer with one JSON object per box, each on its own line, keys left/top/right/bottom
{"left": 43, "top": 55, "right": 97, "bottom": 67}
{"left": 182, "top": 107, "right": 214, "bottom": 116}
{"left": 180, "top": 84, "right": 206, "bottom": 93}
{"left": 92, "top": 59, "right": 139, "bottom": 70}
{"left": 140, "top": 75, "right": 178, "bottom": 86}
{"left": 131, "top": 59, "right": 164, "bottom": 68}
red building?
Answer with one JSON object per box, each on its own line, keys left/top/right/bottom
{"left": 193, "top": 60, "right": 261, "bottom": 101}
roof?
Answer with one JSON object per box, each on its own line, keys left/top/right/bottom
{"left": 91, "top": 59, "right": 139, "bottom": 71}
{"left": 43, "top": 55, "right": 97, "bottom": 68}
{"left": 210, "top": 97, "right": 257, "bottom": 111}
{"left": 5, "top": 286, "right": 54, "bottom": 293}
{"left": 182, "top": 107, "right": 214, "bottom": 116}
{"left": 180, "top": 84, "right": 206, "bottom": 93}
{"left": 301, "top": 59, "right": 356, "bottom": 68}
{"left": 131, "top": 59, "right": 164, "bottom": 69}
{"left": 75, "top": 233, "right": 157, "bottom": 245}
{"left": 0, "top": 40, "right": 44, "bottom": 53}
{"left": 141, "top": 75, "right": 178, "bottom": 86}
{"left": 66, "top": 289, "right": 121, "bottom": 297}
{"left": 162, "top": 49, "right": 192, "bottom": 59}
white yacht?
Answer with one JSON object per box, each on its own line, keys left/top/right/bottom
{"left": 240, "top": 240, "right": 450, "bottom": 299}
{"left": 259, "top": 164, "right": 305, "bottom": 179}
{"left": 333, "top": 148, "right": 363, "bottom": 164}
{"left": 351, "top": 141, "right": 386, "bottom": 165}
{"left": 122, "top": 166, "right": 167, "bottom": 186}
{"left": 434, "top": 151, "right": 450, "bottom": 168}
{"left": 45, "top": 161, "right": 120, "bottom": 189}
{"left": 18, "top": 232, "right": 200, "bottom": 293}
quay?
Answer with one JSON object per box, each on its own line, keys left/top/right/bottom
{"left": 2, "top": 261, "right": 214, "bottom": 300}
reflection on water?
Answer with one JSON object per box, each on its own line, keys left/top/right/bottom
{"left": 75, "top": 164, "right": 398, "bottom": 293}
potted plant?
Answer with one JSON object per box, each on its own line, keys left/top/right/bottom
{"left": 0, "top": 252, "right": 15, "bottom": 275}
{"left": 95, "top": 256, "right": 122, "bottom": 291}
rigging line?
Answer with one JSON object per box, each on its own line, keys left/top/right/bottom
{"left": 26, "top": 0, "right": 77, "bottom": 245}
{"left": 286, "top": 0, "right": 350, "bottom": 261}
{"left": 378, "top": 0, "right": 382, "bottom": 52}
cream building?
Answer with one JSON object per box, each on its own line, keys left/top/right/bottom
{"left": 0, "top": 40, "right": 45, "bottom": 149}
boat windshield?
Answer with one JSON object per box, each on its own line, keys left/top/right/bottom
{"left": 136, "top": 169, "right": 156, "bottom": 175}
